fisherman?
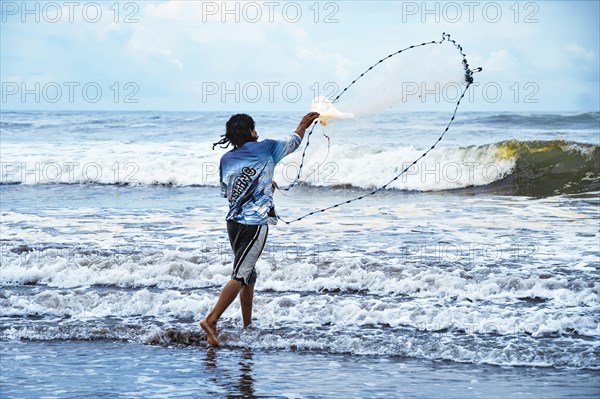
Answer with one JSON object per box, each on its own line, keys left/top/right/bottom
{"left": 200, "top": 111, "right": 320, "bottom": 346}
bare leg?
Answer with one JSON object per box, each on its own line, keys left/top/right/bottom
{"left": 200, "top": 279, "right": 243, "bottom": 346}
{"left": 240, "top": 284, "right": 254, "bottom": 328}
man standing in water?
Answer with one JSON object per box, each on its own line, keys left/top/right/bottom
{"left": 200, "top": 112, "right": 320, "bottom": 347}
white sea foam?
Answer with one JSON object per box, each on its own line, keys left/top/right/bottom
{"left": 2, "top": 242, "right": 597, "bottom": 338}
{"left": 1, "top": 139, "right": 515, "bottom": 191}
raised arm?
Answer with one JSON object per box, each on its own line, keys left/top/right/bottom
{"left": 294, "top": 112, "right": 320, "bottom": 140}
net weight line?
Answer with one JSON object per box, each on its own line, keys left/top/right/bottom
{"left": 277, "top": 33, "right": 479, "bottom": 224}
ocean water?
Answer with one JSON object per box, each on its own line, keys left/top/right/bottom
{"left": 1, "top": 110, "right": 599, "bottom": 398}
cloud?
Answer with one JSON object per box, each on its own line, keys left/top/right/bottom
{"left": 481, "top": 50, "right": 517, "bottom": 74}
{"left": 295, "top": 47, "right": 327, "bottom": 64}
{"left": 126, "top": 25, "right": 184, "bottom": 71}
{"left": 334, "top": 53, "right": 353, "bottom": 82}
{"left": 566, "top": 44, "right": 596, "bottom": 62}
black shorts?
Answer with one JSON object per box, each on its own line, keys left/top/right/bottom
{"left": 227, "top": 221, "right": 268, "bottom": 286}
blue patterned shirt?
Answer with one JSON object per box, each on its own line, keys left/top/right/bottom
{"left": 220, "top": 134, "right": 302, "bottom": 225}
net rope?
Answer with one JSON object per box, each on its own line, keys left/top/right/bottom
{"left": 277, "top": 33, "right": 478, "bottom": 224}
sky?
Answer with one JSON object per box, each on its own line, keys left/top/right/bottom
{"left": 0, "top": 0, "right": 598, "bottom": 112}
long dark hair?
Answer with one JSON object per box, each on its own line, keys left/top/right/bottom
{"left": 212, "top": 114, "right": 255, "bottom": 150}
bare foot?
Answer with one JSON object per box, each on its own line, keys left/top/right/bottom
{"left": 199, "top": 319, "right": 219, "bottom": 347}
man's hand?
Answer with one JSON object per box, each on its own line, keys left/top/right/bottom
{"left": 294, "top": 112, "right": 320, "bottom": 139}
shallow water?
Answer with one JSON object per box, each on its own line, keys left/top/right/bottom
{"left": 1, "top": 340, "right": 599, "bottom": 399}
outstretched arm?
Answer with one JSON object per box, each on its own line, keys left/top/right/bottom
{"left": 294, "top": 112, "right": 320, "bottom": 140}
